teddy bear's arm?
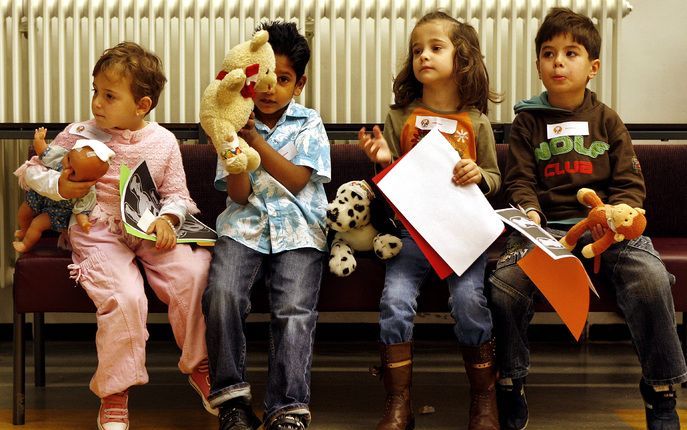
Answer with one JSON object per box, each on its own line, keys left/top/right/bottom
{"left": 216, "top": 69, "right": 246, "bottom": 99}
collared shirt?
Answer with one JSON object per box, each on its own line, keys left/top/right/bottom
{"left": 214, "top": 101, "right": 331, "bottom": 253}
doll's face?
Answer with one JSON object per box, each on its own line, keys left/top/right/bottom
{"left": 62, "top": 147, "right": 110, "bottom": 182}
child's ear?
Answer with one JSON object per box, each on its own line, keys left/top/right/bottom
{"left": 587, "top": 58, "right": 601, "bottom": 81}
{"left": 293, "top": 75, "right": 307, "bottom": 97}
{"left": 136, "top": 96, "right": 152, "bottom": 117}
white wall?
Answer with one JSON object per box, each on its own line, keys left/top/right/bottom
{"left": 1, "top": 0, "right": 686, "bottom": 325}
{"left": 618, "top": 0, "right": 687, "bottom": 123}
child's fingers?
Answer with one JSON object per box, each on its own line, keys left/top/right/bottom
{"left": 372, "top": 125, "right": 383, "bottom": 139}
{"left": 358, "top": 127, "right": 368, "bottom": 141}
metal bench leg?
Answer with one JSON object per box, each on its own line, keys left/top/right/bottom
{"left": 682, "top": 312, "right": 686, "bottom": 388}
{"left": 33, "top": 312, "right": 45, "bottom": 387}
{"left": 13, "top": 311, "right": 26, "bottom": 425}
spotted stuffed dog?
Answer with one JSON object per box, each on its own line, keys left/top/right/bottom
{"left": 326, "top": 180, "right": 402, "bottom": 277}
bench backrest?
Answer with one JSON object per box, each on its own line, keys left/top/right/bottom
{"left": 181, "top": 143, "right": 686, "bottom": 238}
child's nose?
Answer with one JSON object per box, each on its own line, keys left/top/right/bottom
{"left": 554, "top": 52, "right": 565, "bottom": 66}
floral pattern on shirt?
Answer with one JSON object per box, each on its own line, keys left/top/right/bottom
{"left": 214, "top": 101, "right": 331, "bottom": 253}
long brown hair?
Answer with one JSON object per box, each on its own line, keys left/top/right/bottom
{"left": 392, "top": 11, "right": 501, "bottom": 114}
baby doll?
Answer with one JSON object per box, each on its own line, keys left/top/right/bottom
{"left": 13, "top": 127, "right": 115, "bottom": 253}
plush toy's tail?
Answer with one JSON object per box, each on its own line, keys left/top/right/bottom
{"left": 577, "top": 188, "right": 603, "bottom": 208}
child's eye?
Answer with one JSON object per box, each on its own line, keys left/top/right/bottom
{"left": 542, "top": 51, "right": 553, "bottom": 58}
{"left": 433, "top": 46, "right": 442, "bottom": 51}
{"left": 278, "top": 76, "right": 290, "bottom": 84}
{"left": 412, "top": 48, "right": 422, "bottom": 56}
{"left": 567, "top": 50, "right": 578, "bottom": 57}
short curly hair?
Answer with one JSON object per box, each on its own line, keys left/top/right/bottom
{"left": 92, "top": 42, "right": 167, "bottom": 113}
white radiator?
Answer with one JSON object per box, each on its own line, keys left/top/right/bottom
{"left": 0, "top": 0, "right": 632, "bottom": 289}
{"left": 2, "top": 0, "right": 632, "bottom": 124}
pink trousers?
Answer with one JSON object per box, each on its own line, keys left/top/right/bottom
{"left": 68, "top": 220, "right": 211, "bottom": 398}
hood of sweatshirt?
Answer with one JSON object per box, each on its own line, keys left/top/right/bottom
{"left": 513, "top": 90, "right": 598, "bottom": 115}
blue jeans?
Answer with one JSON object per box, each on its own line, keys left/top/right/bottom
{"left": 488, "top": 228, "right": 687, "bottom": 385}
{"left": 202, "top": 236, "right": 324, "bottom": 423}
{"left": 380, "top": 228, "right": 493, "bottom": 346}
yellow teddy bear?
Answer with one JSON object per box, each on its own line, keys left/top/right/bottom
{"left": 200, "top": 30, "right": 277, "bottom": 174}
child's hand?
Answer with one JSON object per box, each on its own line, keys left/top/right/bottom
{"left": 146, "top": 215, "right": 178, "bottom": 251}
{"left": 452, "top": 159, "right": 482, "bottom": 186}
{"left": 359, "top": 125, "right": 392, "bottom": 166}
{"left": 526, "top": 210, "right": 541, "bottom": 225}
{"left": 238, "top": 112, "right": 260, "bottom": 147}
{"left": 590, "top": 223, "right": 606, "bottom": 241}
{"left": 58, "top": 169, "right": 96, "bottom": 199}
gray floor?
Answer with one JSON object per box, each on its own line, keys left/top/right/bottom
{"left": 1, "top": 338, "right": 685, "bottom": 429}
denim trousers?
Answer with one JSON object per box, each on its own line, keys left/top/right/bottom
{"left": 379, "top": 228, "right": 493, "bottom": 347}
{"left": 202, "top": 236, "right": 324, "bottom": 422}
{"left": 488, "top": 228, "right": 687, "bottom": 386}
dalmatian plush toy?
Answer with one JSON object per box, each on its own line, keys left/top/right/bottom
{"left": 326, "top": 180, "right": 403, "bottom": 277}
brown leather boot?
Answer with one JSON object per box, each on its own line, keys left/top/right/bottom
{"left": 375, "top": 342, "right": 415, "bottom": 430}
{"left": 461, "top": 338, "right": 500, "bottom": 430}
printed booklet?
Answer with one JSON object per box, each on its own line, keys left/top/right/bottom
{"left": 120, "top": 161, "right": 216, "bottom": 246}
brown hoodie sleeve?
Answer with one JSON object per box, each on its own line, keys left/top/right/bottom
{"left": 504, "top": 114, "right": 542, "bottom": 214}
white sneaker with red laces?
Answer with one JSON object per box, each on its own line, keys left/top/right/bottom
{"left": 98, "top": 390, "right": 129, "bottom": 430}
{"left": 189, "top": 359, "right": 219, "bottom": 416}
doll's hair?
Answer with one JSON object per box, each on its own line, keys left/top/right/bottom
{"left": 535, "top": 7, "right": 601, "bottom": 60}
{"left": 392, "top": 10, "right": 501, "bottom": 114}
{"left": 92, "top": 42, "right": 167, "bottom": 113}
{"left": 256, "top": 20, "right": 311, "bottom": 79}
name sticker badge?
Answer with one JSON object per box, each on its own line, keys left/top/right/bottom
{"left": 415, "top": 116, "right": 458, "bottom": 134}
{"left": 547, "top": 121, "right": 589, "bottom": 139}
{"left": 278, "top": 142, "right": 297, "bottom": 161}
{"left": 69, "top": 122, "right": 112, "bottom": 143}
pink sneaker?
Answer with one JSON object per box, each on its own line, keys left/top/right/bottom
{"left": 189, "top": 359, "right": 219, "bottom": 416}
{"left": 97, "top": 390, "right": 129, "bottom": 430}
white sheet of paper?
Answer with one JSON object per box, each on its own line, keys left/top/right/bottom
{"left": 377, "top": 128, "right": 504, "bottom": 275}
{"left": 137, "top": 209, "right": 157, "bottom": 233}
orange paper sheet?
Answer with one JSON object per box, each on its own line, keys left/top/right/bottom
{"left": 518, "top": 246, "right": 590, "bottom": 340}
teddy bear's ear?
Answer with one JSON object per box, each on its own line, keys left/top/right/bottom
{"left": 251, "top": 30, "right": 269, "bottom": 51}
{"left": 637, "top": 208, "right": 646, "bottom": 214}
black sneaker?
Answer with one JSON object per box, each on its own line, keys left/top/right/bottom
{"left": 266, "top": 413, "right": 310, "bottom": 430}
{"left": 496, "top": 378, "right": 529, "bottom": 430}
{"left": 639, "top": 379, "right": 680, "bottom": 430}
{"left": 218, "top": 398, "right": 261, "bottom": 430}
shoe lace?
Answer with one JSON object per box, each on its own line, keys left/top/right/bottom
{"left": 196, "top": 359, "right": 211, "bottom": 386}
{"left": 101, "top": 391, "right": 128, "bottom": 422}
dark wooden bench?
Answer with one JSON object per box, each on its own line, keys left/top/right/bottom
{"left": 11, "top": 129, "right": 687, "bottom": 424}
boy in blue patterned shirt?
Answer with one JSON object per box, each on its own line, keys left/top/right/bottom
{"left": 202, "top": 20, "right": 331, "bottom": 430}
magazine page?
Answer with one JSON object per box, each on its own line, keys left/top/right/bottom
{"left": 497, "top": 207, "right": 573, "bottom": 260}
{"left": 120, "top": 161, "right": 217, "bottom": 245}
